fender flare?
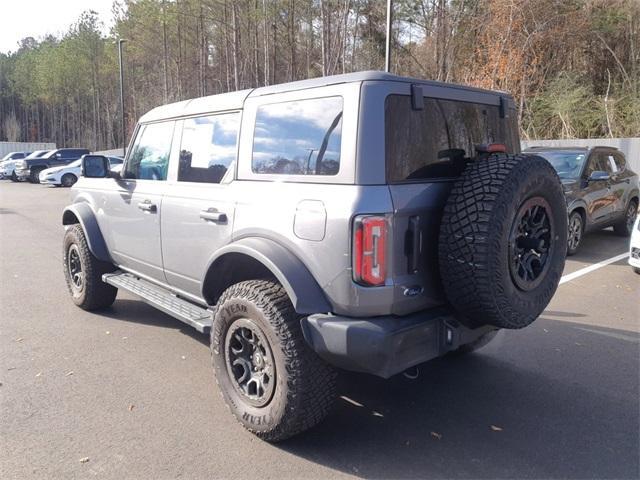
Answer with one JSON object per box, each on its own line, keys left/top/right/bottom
{"left": 204, "top": 237, "right": 332, "bottom": 314}
{"left": 62, "top": 203, "right": 112, "bottom": 262}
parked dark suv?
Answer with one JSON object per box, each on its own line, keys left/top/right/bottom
{"left": 14, "top": 148, "right": 90, "bottom": 183}
{"left": 524, "top": 146, "right": 639, "bottom": 255}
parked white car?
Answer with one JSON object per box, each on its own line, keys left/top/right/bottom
{"left": 1, "top": 150, "right": 51, "bottom": 181}
{"left": 629, "top": 214, "right": 640, "bottom": 274}
{"left": 40, "top": 156, "right": 123, "bottom": 187}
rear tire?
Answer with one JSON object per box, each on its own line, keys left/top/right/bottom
{"left": 439, "top": 154, "right": 567, "bottom": 329}
{"left": 63, "top": 224, "right": 117, "bottom": 310}
{"left": 61, "top": 173, "right": 78, "bottom": 187}
{"left": 30, "top": 168, "right": 44, "bottom": 183}
{"left": 211, "top": 280, "right": 336, "bottom": 442}
{"left": 613, "top": 200, "right": 637, "bottom": 237}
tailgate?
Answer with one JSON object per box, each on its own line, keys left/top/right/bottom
{"left": 388, "top": 182, "right": 453, "bottom": 315}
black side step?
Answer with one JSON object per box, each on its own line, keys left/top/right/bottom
{"left": 103, "top": 271, "right": 212, "bottom": 333}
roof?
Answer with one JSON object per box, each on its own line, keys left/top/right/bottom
{"left": 139, "top": 89, "right": 252, "bottom": 123}
{"left": 138, "top": 70, "right": 513, "bottom": 123}
{"left": 524, "top": 146, "right": 620, "bottom": 152}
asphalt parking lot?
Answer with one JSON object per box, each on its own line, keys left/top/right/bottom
{"left": 1, "top": 181, "right": 638, "bottom": 479}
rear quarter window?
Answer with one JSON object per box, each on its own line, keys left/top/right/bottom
{"left": 385, "top": 95, "right": 519, "bottom": 182}
{"left": 251, "top": 96, "right": 342, "bottom": 176}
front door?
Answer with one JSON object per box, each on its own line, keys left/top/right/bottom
{"left": 582, "top": 151, "right": 614, "bottom": 225}
{"left": 161, "top": 112, "right": 240, "bottom": 298}
{"left": 101, "top": 120, "right": 176, "bottom": 281}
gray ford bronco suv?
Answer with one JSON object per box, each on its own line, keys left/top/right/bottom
{"left": 62, "top": 71, "right": 567, "bottom": 441}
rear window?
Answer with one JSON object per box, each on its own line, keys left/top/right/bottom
{"left": 252, "top": 96, "right": 342, "bottom": 176}
{"left": 385, "top": 95, "right": 519, "bottom": 182}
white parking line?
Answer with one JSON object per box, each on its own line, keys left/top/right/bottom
{"left": 560, "top": 252, "right": 629, "bottom": 285}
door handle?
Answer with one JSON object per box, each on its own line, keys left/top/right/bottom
{"left": 137, "top": 201, "right": 157, "bottom": 213}
{"left": 200, "top": 209, "right": 227, "bottom": 223}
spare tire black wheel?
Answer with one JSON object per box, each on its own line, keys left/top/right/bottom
{"left": 439, "top": 154, "right": 567, "bottom": 329}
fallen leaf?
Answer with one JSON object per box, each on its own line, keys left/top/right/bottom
{"left": 7, "top": 367, "right": 16, "bottom": 371}
{"left": 128, "top": 404, "right": 135, "bottom": 411}
{"left": 15, "top": 338, "right": 24, "bottom": 342}
{"left": 575, "top": 342, "right": 583, "bottom": 346}
{"left": 404, "top": 440, "right": 411, "bottom": 446}
{"left": 430, "top": 431, "right": 442, "bottom": 440}
{"left": 181, "top": 356, "right": 186, "bottom": 360}
{"left": 543, "top": 328, "right": 549, "bottom": 333}
{"left": 35, "top": 372, "right": 42, "bottom": 377}
{"left": 65, "top": 371, "right": 74, "bottom": 376}
{"left": 79, "top": 457, "right": 90, "bottom": 464}
{"left": 122, "top": 336, "right": 128, "bottom": 340}
{"left": 490, "top": 425, "right": 503, "bottom": 432}
{"left": 105, "top": 331, "right": 110, "bottom": 335}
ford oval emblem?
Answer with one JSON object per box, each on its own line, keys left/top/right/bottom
{"left": 403, "top": 286, "right": 424, "bottom": 297}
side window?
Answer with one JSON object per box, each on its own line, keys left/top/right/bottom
{"left": 124, "top": 121, "right": 175, "bottom": 180}
{"left": 252, "top": 96, "right": 342, "bottom": 176}
{"left": 612, "top": 153, "right": 626, "bottom": 173}
{"left": 178, "top": 112, "right": 239, "bottom": 184}
{"left": 584, "top": 153, "right": 610, "bottom": 177}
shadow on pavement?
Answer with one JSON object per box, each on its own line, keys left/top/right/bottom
{"left": 278, "top": 318, "right": 639, "bottom": 479}
{"left": 568, "top": 228, "right": 629, "bottom": 265}
{"left": 96, "top": 298, "right": 209, "bottom": 346}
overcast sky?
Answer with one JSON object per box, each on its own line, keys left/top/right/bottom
{"left": 0, "top": 0, "right": 114, "bottom": 54}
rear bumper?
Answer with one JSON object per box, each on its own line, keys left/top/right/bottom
{"left": 629, "top": 247, "right": 640, "bottom": 268}
{"left": 300, "top": 308, "right": 496, "bottom": 378}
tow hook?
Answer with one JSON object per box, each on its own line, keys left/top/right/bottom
{"left": 402, "top": 366, "right": 420, "bottom": 380}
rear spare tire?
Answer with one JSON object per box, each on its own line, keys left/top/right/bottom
{"left": 439, "top": 154, "right": 567, "bottom": 329}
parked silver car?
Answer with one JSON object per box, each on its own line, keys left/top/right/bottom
{"left": 62, "top": 71, "right": 567, "bottom": 441}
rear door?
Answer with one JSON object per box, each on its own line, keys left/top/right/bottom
{"left": 100, "top": 121, "right": 176, "bottom": 281}
{"left": 383, "top": 88, "right": 520, "bottom": 313}
{"left": 161, "top": 112, "right": 240, "bottom": 298}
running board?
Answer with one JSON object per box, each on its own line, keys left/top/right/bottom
{"left": 103, "top": 271, "right": 212, "bottom": 333}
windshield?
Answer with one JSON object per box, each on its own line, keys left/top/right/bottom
{"left": 24, "top": 150, "right": 50, "bottom": 159}
{"left": 531, "top": 151, "right": 586, "bottom": 179}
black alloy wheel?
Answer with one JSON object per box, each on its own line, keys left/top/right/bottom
{"left": 224, "top": 318, "right": 276, "bottom": 407}
{"left": 67, "top": 244, "right": 84, "bottom": 294}
{"left": 567, "top": 212, "right": 583, "bottom": 255}
{"left": 509, "top": 197, "right": 554, "bottom": 291}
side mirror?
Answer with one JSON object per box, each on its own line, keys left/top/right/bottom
{"left": 588, "top": 170, "right": 610, "bottom": 182}
{"left": 81, "top": 155, "right": 110, "bottom": 178}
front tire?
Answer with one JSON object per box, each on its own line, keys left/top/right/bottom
{"left": 10, "top": 172, "right": 18, "bottom": 182}
{"left": 211, "top": 280, "right": 336, "bottom": 442}
{"left": 567, "top": 211, "right": 583, "bottom": 256}
{"left": 61, "top": 173, "right": 78, "bottom": 187}
{"left": 63, "top": 224, "right": 117, "bottom": 310}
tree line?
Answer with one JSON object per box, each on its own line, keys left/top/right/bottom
{"left": 0, "top": 0, "right": 638, "bottom": 151}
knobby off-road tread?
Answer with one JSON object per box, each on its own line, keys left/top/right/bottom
{"left": 63, "top": 224, "right": 117, "bottom": 310}
{"left": 439, "top": 154, "right": 566, "bottom": 329}
{"left": 212, "top": 280, "right": 336, "bottom": 442}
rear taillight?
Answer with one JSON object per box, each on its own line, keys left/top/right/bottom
{"left": 353, "top": 215, "right": 387, "bottom": 286}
